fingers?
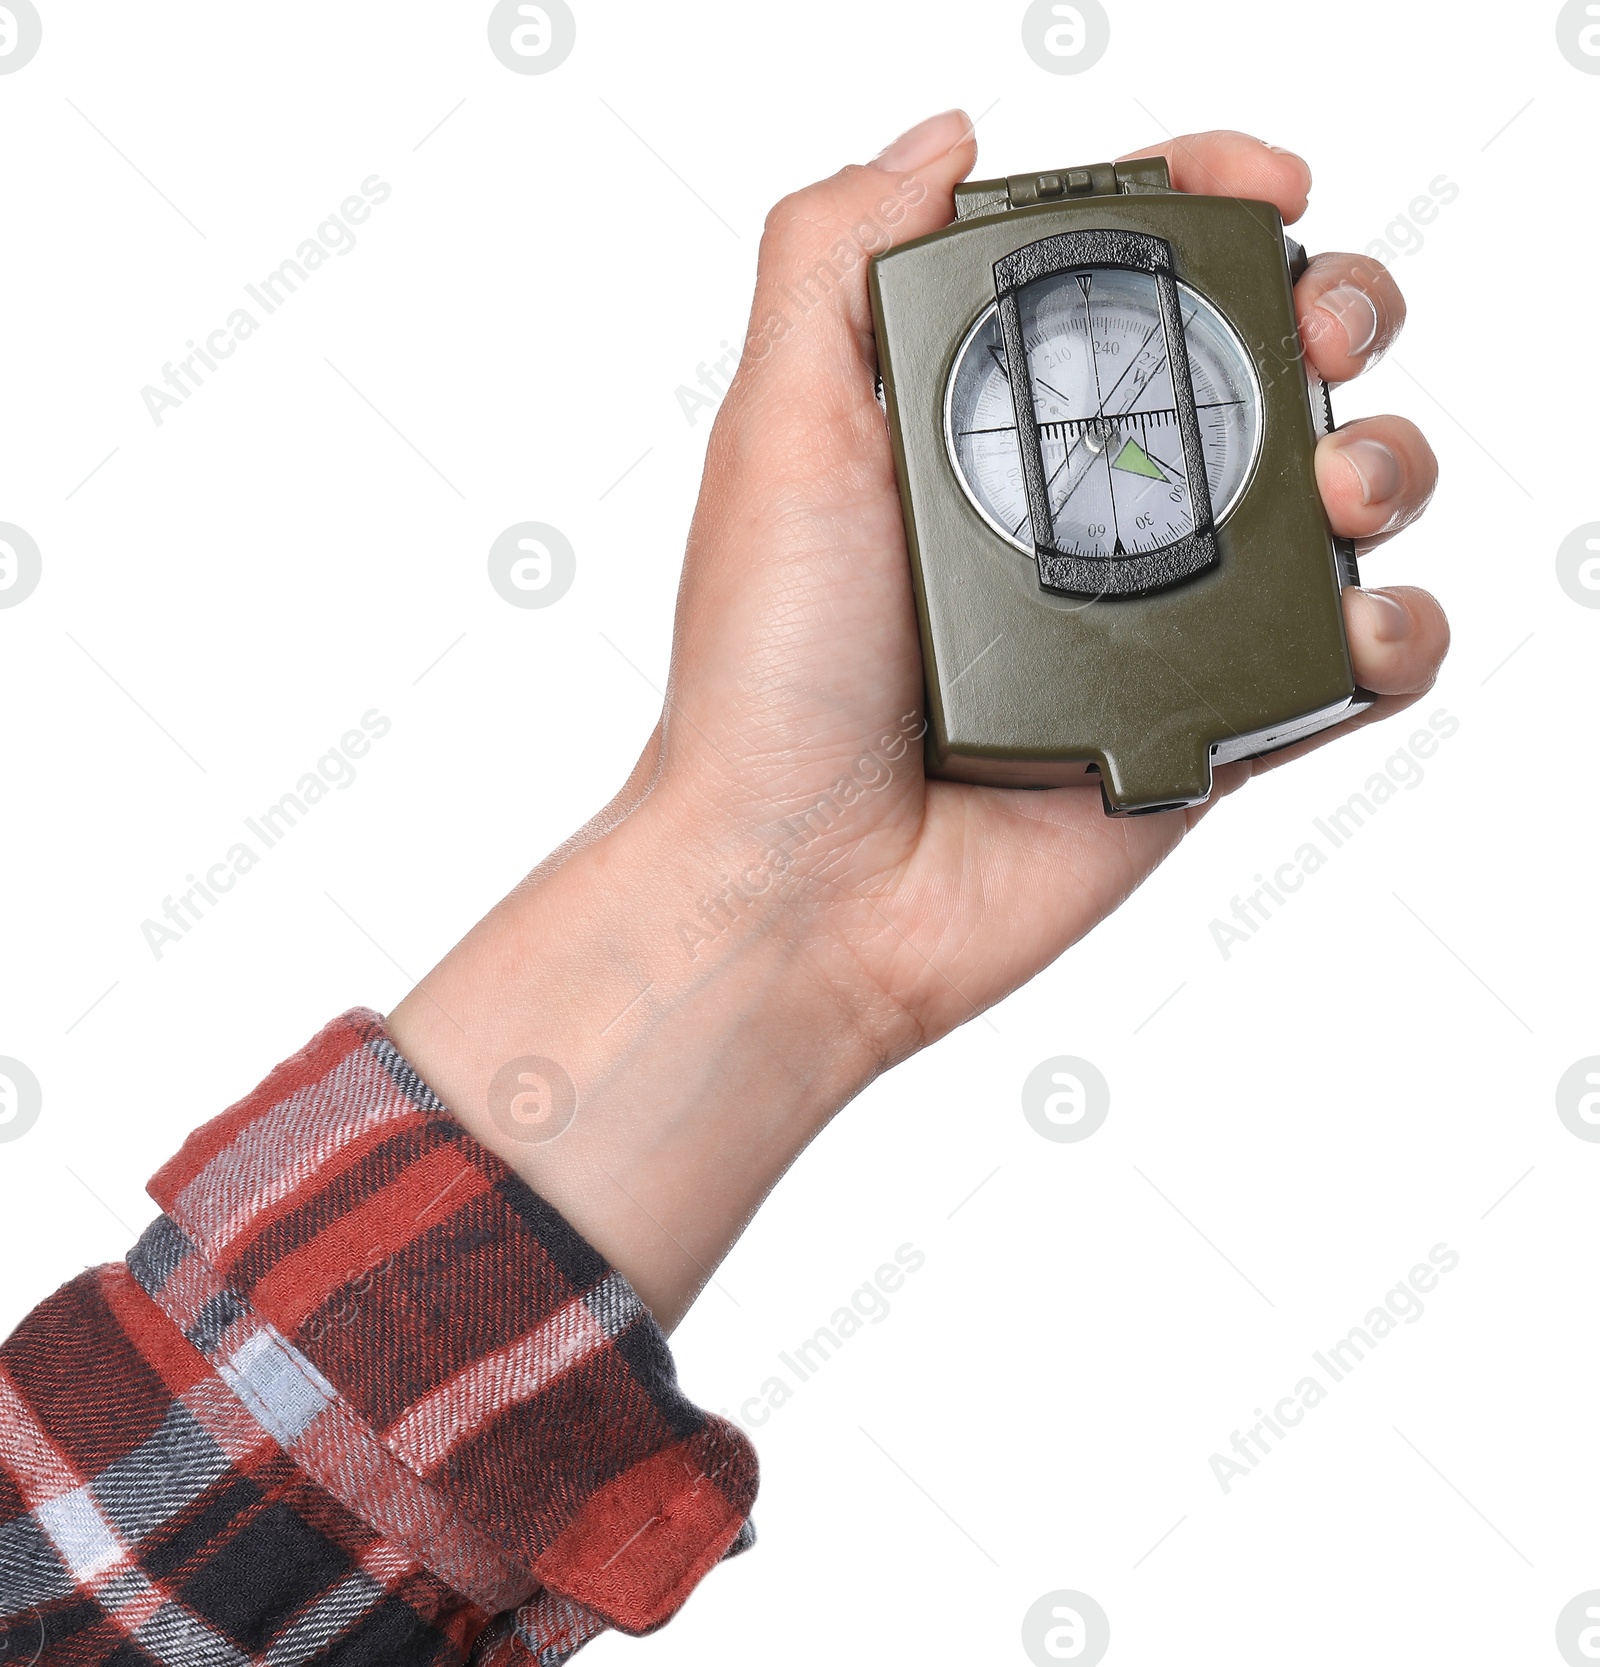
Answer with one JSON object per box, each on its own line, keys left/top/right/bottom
{"left": 1117, "top": 139, "right": 1409, "bottom": 384}
{"left": 1343, "top": 584, "right": 1450, "bottom": 697}
{"left": 870, "top": 108, "right": 979, "bottom": 180}
{"left": 1117, "top": 130, "right": 1312, "bottom": 224}
{"left": 1296, "top": 252, "right": 1406, "bottom": 382}
{"left": 744, "top": 110, "right": 978, "bottom": 381}
{"left": 1193, "top": 585, "right": 1450, "bottom": 805}
{"left": 1093, "top": 131, "right": 1444, "bottom": 817}
{"left": 1315, "top": 415, "right": 1438, "bottom": 547}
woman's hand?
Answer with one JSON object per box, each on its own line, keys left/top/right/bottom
{"left": 643, "top": 113, "right": 1446, "bottom": 1055}
{"left": 388, "top": 116, "right": 1447, "bottom": 1327}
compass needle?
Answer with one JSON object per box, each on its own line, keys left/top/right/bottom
{"left": 1111, "top": 437, "right": 1165, "bottom": 480}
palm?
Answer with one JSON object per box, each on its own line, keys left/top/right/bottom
{"left": 669, "top": 345, "right": 1180, "bottom": 1045}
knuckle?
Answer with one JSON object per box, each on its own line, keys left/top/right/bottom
{"left": 757, "top": 203, "right": 807, "bottom": 275}
{"left": 761, "top": 189, "right": 808, "bottom": 244}
{"left": 759, "top": 168, "right": 883, "bottom": 266}
{"left": 760, "top": 171, "right": 853, "bottom": 251}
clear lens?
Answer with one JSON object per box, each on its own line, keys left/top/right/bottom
{"left": 946, "top": 269, "right": 1261, "bottom": 560}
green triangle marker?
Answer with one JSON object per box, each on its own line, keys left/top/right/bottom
{"left": 1111, "top": 436, "right": 1165, "bottom": 480}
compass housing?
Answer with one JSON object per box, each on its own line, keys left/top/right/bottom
{"left": 869, "top": 167, "right": 1366, "bottom": 814}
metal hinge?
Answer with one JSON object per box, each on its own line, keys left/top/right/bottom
{"left": 953, "top": 156, "right": 1172, "bottom": 221}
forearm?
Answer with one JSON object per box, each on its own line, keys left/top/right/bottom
{"left": 385, "top": 781, "right": 886, "bottom": 1332}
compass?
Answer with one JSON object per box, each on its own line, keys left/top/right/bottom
{"left": 870, "top": 157, "right": 1369, "bottom": 814}
{"left": 945, "top": 268, "right": 1261, "bottom": 565}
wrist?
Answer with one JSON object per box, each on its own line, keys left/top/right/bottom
{"left": 386, "top": 781, "right": 886, "bottom": 1329}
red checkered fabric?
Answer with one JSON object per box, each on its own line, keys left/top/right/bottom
{"left": 0, "top": 1009, "right": 758, "bottom": 1665}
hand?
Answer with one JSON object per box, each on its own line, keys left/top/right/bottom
{"left": 388, "top": 116, "right": 1446, "bottom": 1327}
{"left": 644, "top": 114, "right": 1446, "bottom": 1054}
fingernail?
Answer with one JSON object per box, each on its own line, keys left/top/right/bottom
{"left": 1338, "top": 438, "right": 1402, "bottom": 506}
{"left": 1356, "top": 588, "right": 1412, "bottom": 644}
{"left": 872, "top": 109, "right": 970, "bottom": 172}
{"left": 1316, "top": 284, "right": 1380, "bottom": 356}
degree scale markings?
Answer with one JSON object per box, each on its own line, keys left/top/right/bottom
{"left": 1006, "top": 303, "right": 1204, "bottom": 541}
{"left": 952, "top": 273, "right": 1259, "bottom": 560}
{"left": 958, "top": 400, "right": 1240, "bottom": 439}
{"left": 1008, "top": 306, "right": 1167, "bottom": 535}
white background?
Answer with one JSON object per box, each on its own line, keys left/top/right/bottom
{"left": 1, "top": 3, "right": 1596, "bottom": 1663}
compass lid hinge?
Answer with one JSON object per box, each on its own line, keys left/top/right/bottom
{"left": 954, "top": 157, "right": 1172, "bottom": 221}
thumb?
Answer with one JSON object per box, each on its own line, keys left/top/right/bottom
{"left": 743, "top": 110, "right": 979, "bottom": 380}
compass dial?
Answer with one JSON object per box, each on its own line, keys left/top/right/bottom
{"left": 945, "top": 267, "right": 1261, "bottom": 560}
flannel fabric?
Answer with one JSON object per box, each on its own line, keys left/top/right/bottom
{"left": 0, "top": 1009, "right": 758, "bottom": 1665}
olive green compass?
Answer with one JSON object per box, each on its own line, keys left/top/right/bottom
{"left": 869, "top": 157, "right": 1370, "bottom": 815}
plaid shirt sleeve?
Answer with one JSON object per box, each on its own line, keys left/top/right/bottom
{"left": 0, "top": 1008, "right": 759, "bottom": 1667}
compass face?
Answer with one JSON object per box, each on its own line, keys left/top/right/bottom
{"left": 945, "top": 267, "right": 1261, "bottom": 560}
